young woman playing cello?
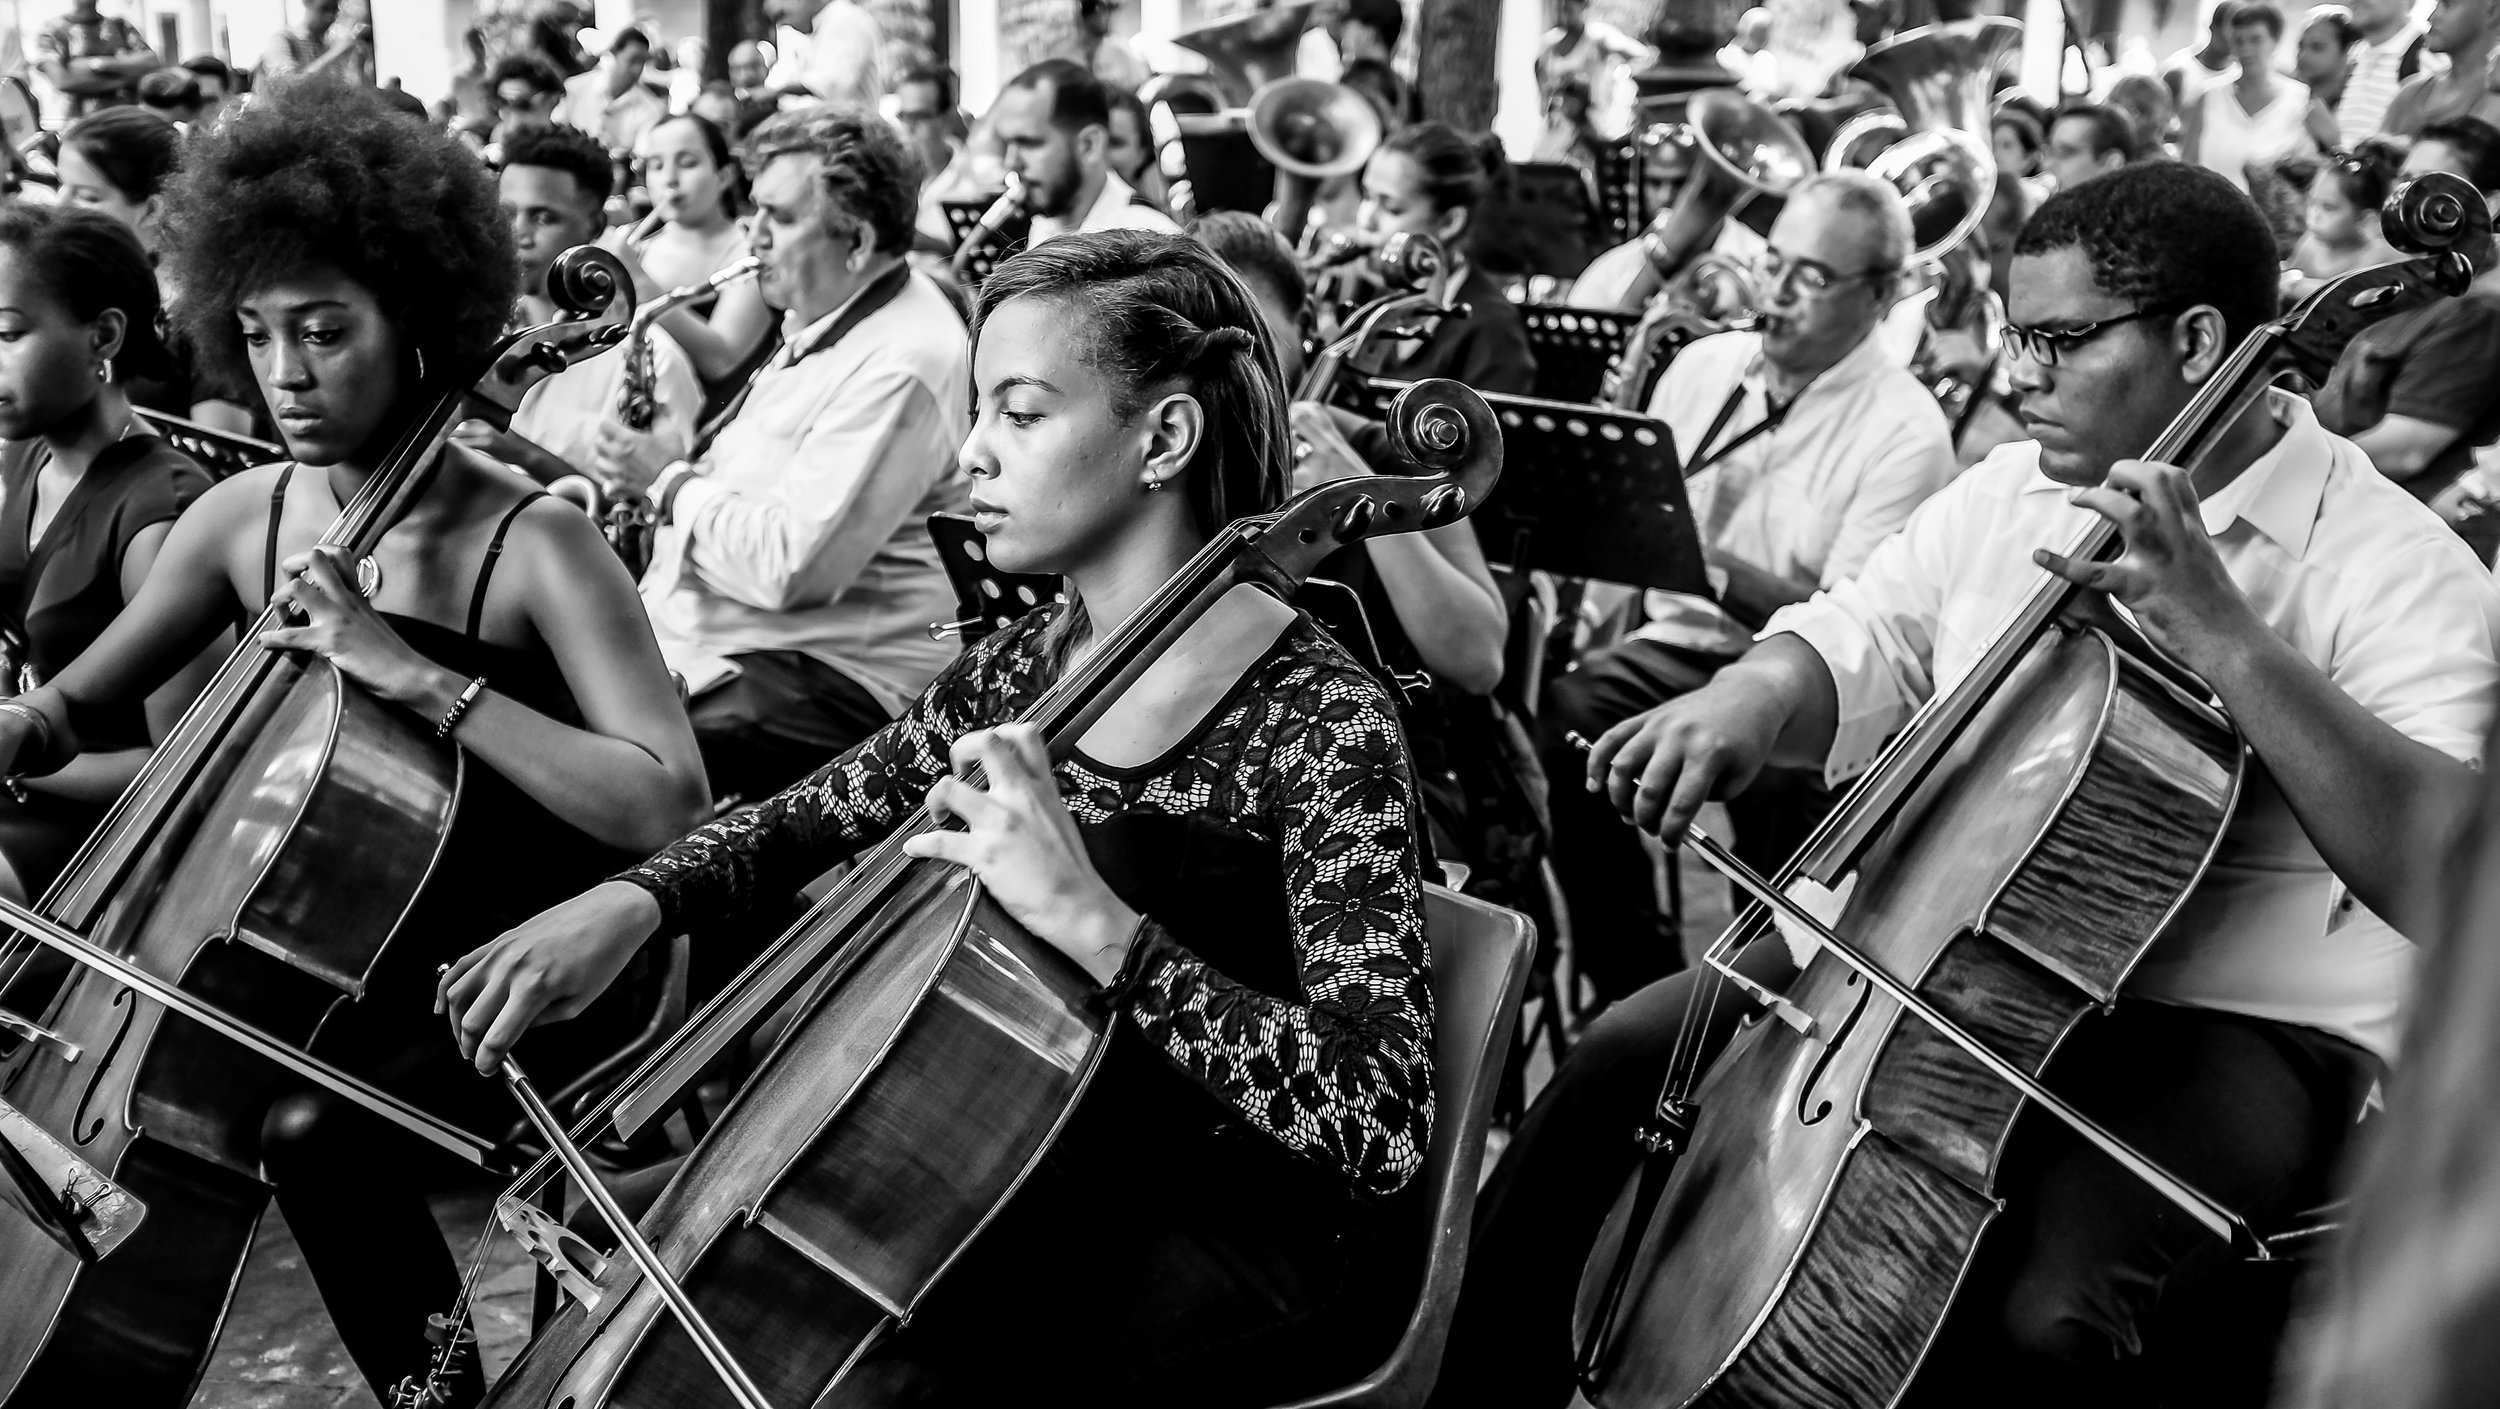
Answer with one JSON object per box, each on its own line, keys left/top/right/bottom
{"left": 444, "top": 230, "right": 1436, "bottom": 1405}
{"left": 0, "top": 83, "right": 709, "bottom": 1407}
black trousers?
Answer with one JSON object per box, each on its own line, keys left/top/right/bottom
{"left": 690, "top": 649, "right": 891, "bottom": 809}
{"left": 1538, "top": 636, "right": 1831, "bottom": 1003}
{"left": 1429, "top": 941, "right": 2378, "bottom": 1409}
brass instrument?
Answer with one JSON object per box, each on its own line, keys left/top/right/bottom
{"left": 1249, "top": 77, "right": 1384, "bottom": 245}
{"left": 1636, "top": 90, "right": 1815, "bottom": 293}
{"left": 1598, "top": 255, "right": 1761, "bottom": 411}
{"left": 950, "top": 173, "right": 1027, "bottom": 288}
{"left": 1147, "top": 2, "right": 1382, "bottom": 235}
{"left": 1826, "top": 17, "right": 2023, "bottom": 263}
{"left": 566, "top": 254, "right": 761, "bottom": 576}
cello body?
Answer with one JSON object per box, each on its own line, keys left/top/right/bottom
{"left": 487, "top": 864, "right": 1110, "bottom": 1408}
{"left": 0, "top": 247, "right": 632, "bottom": 1405}
{"left": 1579, "top": 622, "right": 2240, "bottom": 1407}
{"left": 0, "top": 659, "right": 458, "bottom": 1405}
{"left": 1569, "top": 171, "right": 2493, "bottom": 1408}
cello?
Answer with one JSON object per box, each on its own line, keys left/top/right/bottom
{"left": 0, "top": 247, "right": 633, "bottom": 1405}
{"left": 446, "top": 374, "right": 1503, "bottom": 1409}
{"left": 1569, "top": 171, "right": 2492, "bottom": 1407}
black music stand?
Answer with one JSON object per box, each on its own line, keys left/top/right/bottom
{"left": 135, "top": 410, "right": 285, "bottom": 481}
{"left": 1174, "top": 126, "right": 1275, "bottom": 217}
{"left": 937, "top": 200, "right": 1030, "bottom": 288}
{"left": 1321, "top": 375, "right": 1708, "bottom": 596}
{"left": 1494, "top": 162, "right": 1602, "bottom": 281}
{"left": 928, "top": 513, "right": 1064, "bottom": 643}
{"left": 1593, "top": 136, "right": 1643, "bottom": 246}
{"left": 1517, "top": 305, "right": 1635, "bottom": 406}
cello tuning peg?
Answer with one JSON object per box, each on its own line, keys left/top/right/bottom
{"left": 1332, "top": 494, "right": 1377, "bottom": 540}
{"left": 1421, "top": 484, "right": 1468, "bottom": 528}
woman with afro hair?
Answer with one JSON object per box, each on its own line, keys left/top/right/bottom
{"left": 0, "top": 82, "right": 711, "bottom": 1405}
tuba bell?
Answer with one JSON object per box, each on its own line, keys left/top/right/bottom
{"left": 1250, "top": 77, "right": 1384, "bottom": 246}
{"left": 1145, "top": 1, "right": 1322, "bottom": 222}
{"left": 1826, "top": 17, "right": 2023, "bottom": 263}
{"left": 1638, "top": 88, "right": 1817, "bottom": 289}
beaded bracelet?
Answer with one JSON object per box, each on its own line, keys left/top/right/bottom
{"left": 437, "top": 677, "right": 487, "bottom": 740}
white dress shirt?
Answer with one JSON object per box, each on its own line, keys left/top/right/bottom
{"left": 642, "top": 271, "right": 972, "bottom": 717}
{"left": 510, "top": 324, "right": 701, "bottom": 480}
{"left": 2339, "top": 19, "right": 2429, "bottom": 146}
{"left": 1634, "top": 325, "right": 1955, "bottom": 655}
{"left": 1028, "top": 169, "right": 1181, "bottom": 247}
{"left": 802, "top": 0, "right": 887, "bottom": 106}
{"left": 1764, "top": 393, "right": 2500, "bottom": 1061}
{"left": 558, "top": 69, "right": 667, "bottom": 154}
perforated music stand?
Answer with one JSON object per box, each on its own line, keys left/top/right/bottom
{"left": 1593, "top": 136, "right": 1643, "bottom": 245}
{"left": 1321, "top": 376, "right": 1708, "bottom": 596}
{"left": 937, "top": 200, "right": 1030, "bottom": 288}
{"left": 135, "top": 410, "right": 285, "bottom": 481}
{"left": 928, "top": 513, "right": 1063, "bottom": 643}
{"left": 1517, "top": 305, "right": 1635, "bottom": 407}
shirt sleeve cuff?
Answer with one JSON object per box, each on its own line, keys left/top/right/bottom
{"left": 1758, "top": 602, "right": 1909, "bottom": 790}
{"left": 659, "top": 464, "right": 715, "bottom": 525}
{"left": 1085, "top": 915, "right": 1182, "bottom": 1019}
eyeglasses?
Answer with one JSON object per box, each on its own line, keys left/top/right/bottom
{"left": 1997, "top": 306, "right": 2181, "bottom": 366}
{"left": 1751, "top": 251, "right": 1894, "bottom": 300}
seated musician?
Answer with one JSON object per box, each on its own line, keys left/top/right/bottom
{"left": 1542, "top": 170, "right": 1954, "bottom": 1004}
{"left": 1336, "top": 120, "right": 1538, "bottom": 394}
{"left": 444, "top": 230, "right": 1435, "bottom": 1405}
{"left": 992, "top": 59, "right": 1182, "bottom": 246}
{"left": 0, "top": 84, "right": 710, "bottom": 1408}
{"left": 1196, "top": 210, "right": 1515, "bottom": 889}
{"left": 2310, "top": 117, "right": 2500, "bottom": 506}
{"left": 1434, "top": 160, "right": 2500, "bottom": 1409}
{"left": 452, "top": 122, "right": 703, "bottom": 487}
{"left": 0, "top": 207, "right": 216, "bottom": 909}
{"left": 593, "top": 106, "right": 972, "bottom": 806}
{"left": 606, "top": 113, "right": 779, "bottom": 395}
{"left": 1567, "top": 125, "right": 1767, "bottom": 315}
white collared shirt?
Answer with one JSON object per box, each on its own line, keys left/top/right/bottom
{"left": 2339, "top": 19, "right": 2429, "bottom": 147}
{"left": 1765, "top": 393, "right": 2500, "bottom": 1061}
{"left": 1028, "top": 169, "right": 1181, "bottom": 247}
{"left": 558, "top": 69, "right": 667, "bottom": 154}
{"left": 1634, "top": 325, "right": 1955, "bottom": 655}
{"left": 641, "top": 271, "right": 972, "bottom": 717}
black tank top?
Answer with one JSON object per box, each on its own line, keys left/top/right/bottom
{"left": 260, "top": 466, "right": 639, "bottom": 1095}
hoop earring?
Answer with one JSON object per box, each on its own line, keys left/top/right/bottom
{"left": 414, "top": 348, "right": 427, "bottom": 383}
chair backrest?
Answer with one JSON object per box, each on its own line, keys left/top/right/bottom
{"left": 1274, "top": 884, "right": 1536, "bottom": 1409}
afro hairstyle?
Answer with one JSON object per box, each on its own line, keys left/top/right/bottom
{"left": 2014, "top": 160, "right": 2280, "bottom": 346}
{"left": 157, "top": 80, "right": 519, "bottom": 402}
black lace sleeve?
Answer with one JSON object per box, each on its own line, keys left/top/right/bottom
{"left": 615, "top": 618, "right": 1043, "bottom": 936}
{"left": 1107, "top": 646, "right": 1435, "bottom": 1196}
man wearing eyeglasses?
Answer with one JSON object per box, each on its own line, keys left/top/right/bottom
{"left": 1537, "top": 170, "right": 1954, "bottom": 1007}
{"left": 1436, "top": 159, "right": 2500, "bottom": 1409}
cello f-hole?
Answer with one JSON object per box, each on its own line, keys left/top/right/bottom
{"left": 73, "top": 988, "right": 136, "bottom": 1146}
{"left": 1797, "top": 973, "right": 1868, "bottom": 1127}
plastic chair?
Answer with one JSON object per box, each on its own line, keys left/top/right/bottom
{"left": 1272, "top": 883, "right": 1537, "bottom": 1409}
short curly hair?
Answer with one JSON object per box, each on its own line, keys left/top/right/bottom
{"left": 2015, "top": 160, "right": 2278, "bottom": 345}
{"left": 157, "top": 81, "right": 518, "bottom": 401}
{"left": 746, "top": 103, "right": 925, "bottom": 256}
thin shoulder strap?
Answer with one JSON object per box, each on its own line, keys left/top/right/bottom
{"left": 262, "top": 464, "right": 297, "bottom": 604}
{"left": 467, "top": 492, "right": 547, "bottom": 640}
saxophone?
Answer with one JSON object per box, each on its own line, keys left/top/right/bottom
{"left": 592, "top": 255, "right": 763, "bottom": 575}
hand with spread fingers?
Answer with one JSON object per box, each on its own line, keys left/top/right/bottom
{"left": 260, "top": 546, "right": 454, "bottom": 710}
{"left": 1586, "top": 670, "right": 1788, "bottom": 845}
{"left": 437, "top": 881, "right": 665, "bottom": 1075}
{"left": 2033, "top": 458, "right": 2261, "bottom": 676}
{"left": 899, "top": 723, "right": 1143, "bottom": 985}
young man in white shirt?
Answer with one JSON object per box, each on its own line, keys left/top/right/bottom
{"left": 1436, "top": 159, "right": 2500, "bottom": 1409}
{"left": 557, "top": 26, "right": 666, "bottom": 158}
{"left": 595, "top": 106, "right": 971, "bottom": 806}
{"left": 453, "top": 124, "right": 701, "bottom": 488}
{"left": 2337, "top": 0, "right": 2431, "bottom": 143}
{"left": 1542, "top": 171, "right": 1956, "bottom": 1004}
{"left": 991, "top": 59, "right": 1181, "bottom": 246}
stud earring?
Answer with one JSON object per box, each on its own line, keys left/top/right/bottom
{"left": 1144, "top": 476, "right": 1166, "bottom": 493}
